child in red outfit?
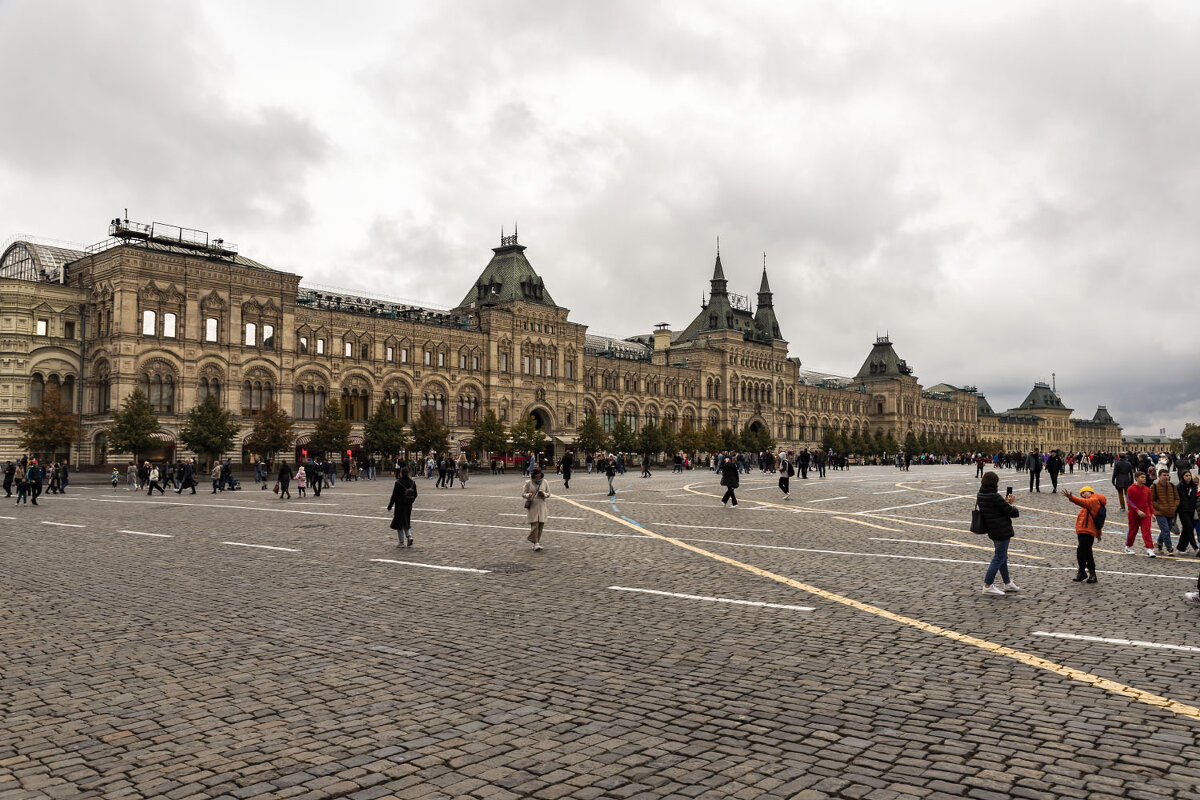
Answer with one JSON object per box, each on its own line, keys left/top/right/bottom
{"left": 1125, "top": 472, "right": 1155, "bottom": 556}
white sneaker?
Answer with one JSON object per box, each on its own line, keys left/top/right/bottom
{"left": 1003, "top": 582, "right": 1020, "bottom": 592}
{"left": 533, "top": 543, "right": 543, "bottom": 551}
{"left": 1185, "top": 592, "right": 1200, "bottom": 603}
{"left": 981, "top": 584, "right": 1006, "bottom": 595}
{"left": 1123, "top": 546, "right": 1135, "bottom": 554}
{"left": 1147, "top": 549, "right": 1157, "bottom": 558}
{"left": 784, "top": 494, "right": 790, "bottom": 500}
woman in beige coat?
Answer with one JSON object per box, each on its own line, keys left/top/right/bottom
{"left": 522, "top": 467, "right": 551, "bottom": 551}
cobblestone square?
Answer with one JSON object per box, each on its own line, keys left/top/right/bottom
{"left": 4, "top": 464, "right": 1200, "bottom": 799}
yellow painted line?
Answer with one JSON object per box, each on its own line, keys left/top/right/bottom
{"left": 558, "top": 494, "right": 1200, "bottom": 722}
{"left": 682, "top": 483, "right": 841, "bottom": 515}
{"left": 896, "top": 482, "right": 1079, "bottom": 518}
{"left": 834, "top": 516, "right": 903, "bottom": 532}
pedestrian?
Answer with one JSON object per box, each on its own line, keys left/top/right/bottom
{"left": 175, "top": 458, "right": 197, "bottom": 494}
{"left": 561, "top": 449, "right": 574, "bottom": 490}
{"left": 1125, "top": 471, "right": 1156, "bottom": 556}
{"left": 311, "top": 459, "right": 323, "bottom": 497}
{"left": 523, "top": 467, "right": 551, "bottom": 551}
{"left": 1046, "top": 450, "right": 1063, "bottom": 493}
{"left": 127, "top": 461, "right": 139, "bottom": 490}
{"left": 604, "top": 456, "right": 616, "bottom": 497}
{"left": 1026, "top": 451, "right": 1042, "bottom": 492}
{"left": 28, "top": 460, "right": 42, "bottom": 505}
{"left": 296, "top": 465, "right": 307, "bottom": 498}
{"left": 1112, "top": 454, "right": 1134, "bottom": 511}
{"left": 211, "top": 461, "right": 222, "bottom": 493}
{"left": 1150, "top": 469, "right": 1180, "bottom": 554}
{"left": 978, "top": 471, "right": 1021, "bottom": 594}
{"left": 2, "top": 461, "right": 13, "bottom": 497}
{"left": 641, "top": 452, "right": 652, "bottom": 478}
{"left": 146, "top": 463, "right": 165, "bottom": 495}
{"left": 778, "top": 451, "right": 793, "bottom": 500}
{"left": 719, "top": 455, "right": 739, "bottom": 506}
{"left": 1062, "top": 485, "right": 1106, "bottom": 583}
{"left": 387, "top": 466, "right": 418, "bottom": 547}
{"left": 457, "top": 455, "right": 469, "bottom": 488}
{"left": 15, "top": 469, "right": 29, "bottom": 505}
{"left": 277, "top": 460, "right": 293, "bottom": 499}
{"left": 1175, "top": 470, "right": 1197, "bottom": 555}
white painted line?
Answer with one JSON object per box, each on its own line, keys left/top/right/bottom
{"left": 370, "top": 559, "right": 489, "bottom": 574}
{"left": 1032, "top": 631, "right": 1200, "bottom": 653}
{"left": 609, "top": 586, "right": 814, "bottom": 612}
{"left": 0, "top": 515, "right": 16, "bottom": 520}
{"left": 651, "top": 522, "right": 774, "bottom": 532}
{"left": 221, "top": 542, "right": 300, "bottom": 552}
{"left": 809, "top": 496, "right": 849, "bottom": 503}
{"left": 860, "top": 496, "right": 965, "bottom": 514}
{"left": 41, "top": 521, "right": 84, "bottom": 528}
{"left": 498, "top": 513, "right": 583, "bottom": 520}
{"left": 119, "top": 530, "right": 172, "bottom": 538}
{"left": 869, "top": 537, "right": 976, "bottom": 548}
{"left": 872, "top": 489, "right": 908, "bottom": 495}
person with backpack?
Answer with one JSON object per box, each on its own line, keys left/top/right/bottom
{"left": 387, "top": 466, "right": 418, "bottom": 547}
{"left": 778, "top": 451, "right": 794, "bottom": 500}
{"left": 1062, "top": 485, "right": 1106, "bottom": 583}
{"left": 1151, "top": 470, "right": 1181, "bottom": 554}
{"left": 977, "top": 471, "right": 1020, "bottom": 595}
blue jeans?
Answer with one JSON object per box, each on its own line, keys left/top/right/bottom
{"left": 1156, "top": 515, "right": 1175, "bottom": 550}
{"left": 985, "top": 537, "right": 1011, "bottom": 586}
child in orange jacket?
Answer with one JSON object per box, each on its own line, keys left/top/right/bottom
{"left": 1063, "top": 486, "right": 1106, "bottom": 583}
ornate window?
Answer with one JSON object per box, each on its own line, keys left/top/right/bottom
{"left": 601, "top": 402, "right": 616, "bottom": 433}
{"left": 422, "top": 390, "right": 446, "bottom": 424}
{"left": 241, "top": 299, "right": 280, "bottom": 351}
{"left": 29, "top": 373, "right": 44, "bottom": 408}
{"left": 292, "top": 376, "right": 327, "bottom": 420}
{"left": 383, "top": 386, "right": 409, "bottom": 421}
{"left": 93, "top": 361, "right": 112, "bottom": 413}
{"left": 342, "top": 385, "right": 371, "bottom": 421}
{"left": 240, "top": 369, "right": 274, "bottom": 416}
{"left": 205, "top": 317, "right": 219, "bottom": 342}
{"left": 142, "top": 309, "right": 157, "bottom": 336}
{"left": 163, "top": 312, "right": 177, "bottom": 338}
{"left": 197, "top": 370, "right": 223, "bottom": 405}
{"left": 457, "top": 393, "right": 479, "bottom": 426}
{"left": 139, "top": 363, "right": 177, "bottom": 414}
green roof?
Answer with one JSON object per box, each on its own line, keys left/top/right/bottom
{"left": 457, "top": 236, "right": 556, "bottom": 310}
{"left": 855, "top": 337, "right": 913, "bottom": 380}
{"left": 1016, "top": 383, "right": 1071, "bottom": 412}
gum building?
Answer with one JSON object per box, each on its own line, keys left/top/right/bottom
{"left": 0, "top": 219, "right": 1123, "bottom": 465}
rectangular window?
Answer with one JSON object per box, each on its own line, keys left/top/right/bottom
{"left": 263, "top": 324, "right": 275, "bottom": 348}
{"left": 472, "top": 356, "right": 479, "bottom": 371}
{"left": 459, "top": 354, "right": 466, "bottom": 369}
{"left": 244, "top": 322, "right": 256, "bottom": 346}
{"left": 386, "top": 346, "right": 393, "bottom": 362}
{"left": 500, "top": 353, "right": 508, "bottom": 372}
{"left": 534, "top": 358, "right": 541, "bottom": 376}
{"left": 64, "top": 321, "right": 76, "bottom": 339}
{"left": 437, "top": 352, "right": 444, "bottom": 367}
{"left": 523, "top": 356, "right": 530, "bottom": 374}
{"left": 565, "top": 360, "right": 573, "bottom": 379}
{"left": 424, "top": 350, "right": 431, "bottom": 366}
{"left": 361, "top": 343, "right": 369, "bottom": 360}
{"left": 299, "top": 336, "right": 308, "bottom": 354}
{"left": 163, "top": 313, "right": 177, "bottom": 338}
{"left": 344, "top": 340, "right": 353, "bottom": 357}
{"left": 36, "top": 318, "right": 48, "bottom": 336}
{"left": 316, "top": 338, "right": 325, "bottom": 355}
{"left": 545, "top": 359, "right": 553, "bottom": 377}
{"left": 400, "top": 347, "right": 408, "bottom": 363}
{"left": 205, "top": 317, "right": 218, "bottom": 342}
{"left": 143, "top": 310, "right": 156, "bottom": 336}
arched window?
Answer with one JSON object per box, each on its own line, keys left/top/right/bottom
{"left": 384, "top": 389, "right": 409, "bottom": 421}
{"left": 163, "top": 312, "right": 177, "bottom": 338}
{"left": 241, "top": 378, "right": 273, "bottom": 416}
{"left": 142, "top": 309, "right": 156, "bottom": 336}
{"left": 205, "top": 317, "right": 218, "bottom": 342}
{"left": 601, "top": 404, "right": 616, "bottom": 433}
{"left": 624, "top": 407, "right": 638, "bottom": 431}
{"left": 422, "top": 391, "right": 446, "bottom": 424}
{"left": 139, "top": 370, "right": 175, "bottom": 414}
{"left": 29, "top": 373, "right": 44, "bottom": 408}
{"left": 62, "top": 375, "right": 75, "bottom": 411}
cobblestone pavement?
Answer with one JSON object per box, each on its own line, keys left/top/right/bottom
{"left": 4, "top": 465, "right": 1200, "bottom": 800}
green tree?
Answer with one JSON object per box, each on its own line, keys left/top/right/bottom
{"left": 510, "top": 415, "right": 548, "bottom": 454}
{"left": 470, "top": 409, "right": 508, "bottom": 458}
{"left": 18, "top": 385, "right": 81, "bottom": 460}
{"left": 178, "top": 394, "right": 240, "bottom": 466}
{"left": 308, "top": 398, "right": 352, "bottom": 458}
{"left": 610, "top": 418, "right": 637, "bottom": 453}
{"left": 573, "top": 413, "right": 608, "bottom": 456}
{"left": 411, "top": 407, "right": 450, "bottom": 455}
{"left": 742, "top": 423, "right": 775, "bottom": 453}
{"left": 364, "top": 398, "right": 410, "bottom": 457}
{"left": 820, "top": 429, "right": 836, "bottom": 454}
{"left": 903, "top": 431, "right": 919, "bottom": 454}
{"left": 720, "top": 427, "right": 741, "bottom": 452}
{"left": 637, "top": 421, "right": 668, "bottom": 456}
{"left": 1182, "top": 423, "right": 1200, "bottom": 454}
{"left": 884, "top": 432, "right": 900, "bottom": 454}
{"left": 245, "top": 400, "right": 295, "bottom": 460}
{"left": 701, "top": 424, "right": 724, "bottom": 454}
{"left": 104, "top": 388, "right": 162, "bottom": 462}
{"left": 677, "top": 419, "right": 702, "bottom": 454}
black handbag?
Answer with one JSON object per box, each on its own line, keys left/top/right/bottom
{"left": 970, "top": 500, "right": 987, "bottom": 535}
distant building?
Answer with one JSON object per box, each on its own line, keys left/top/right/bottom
{"left": 0, "top": 219, "right": 1123, "bottom": 464}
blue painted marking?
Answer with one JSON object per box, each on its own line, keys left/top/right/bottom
{"left": 621, "top": 516, "right": 644, "bottom": 528}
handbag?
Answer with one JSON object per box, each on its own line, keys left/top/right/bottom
{"left": 970, "top": 500, "right": 987, "bottom": 535}
{"left": 273, "top": 482, "right": 280, "bottom": 494}
{"left": 524, "top": 498, "right": 533, "bottom": 509}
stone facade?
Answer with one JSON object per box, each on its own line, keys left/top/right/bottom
{"left": 0, "top": 221, "right": 1123, "bottom": 465}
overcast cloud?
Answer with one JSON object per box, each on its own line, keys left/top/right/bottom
{"left": 1, "top": 0, "right": 1197, "bottom": 435}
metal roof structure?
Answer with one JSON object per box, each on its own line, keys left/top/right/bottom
{"left": 0, "top": 239, "right": 86, "bottom": 283}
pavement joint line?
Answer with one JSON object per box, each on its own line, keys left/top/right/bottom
{"left": 221, "top": 542, "right": 300, "bottom": 552}
{"left": 872, "top": 489, "right": 909, "bottom": 494}
{"left": 369, "top": 559, "right": 490, "bottom": 574}
{"left": 834, "top": 516, "right": 903, "bottom": 532}
{"left": 557, "top": 491, "right": 1200, "bottom": 722}
{"left": 810, "top": 496, "right": 849, "bottom": 503}
{"left": 1033, "top": 631, "right": 1200, "bottom": 653}
{"left": 118, "top": 530, "right": 172, "bottom": 537}
{"left": 498, "top": 513, "right": 582, "bottom": 520}
{"left": 608, "top": 586, "right": 815, "bottom": 612}
{"left": 943, "top": 538, "right": 1046, "bottom": 559}
{"left": 651, "top": 521, "right": 774, "bottom": 532}
{"left": 858, "top": 496, "right": 964, "bottom": 514}
{"left": 41, "top": 521, "right": 84, "bottom": 528}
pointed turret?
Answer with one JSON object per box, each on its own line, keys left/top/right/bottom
{"left": 753, "top": 258, "right": 783, "bottom": 340}
{"left": 455, "top": 228, "right": 557, "bottom": 310}
{"left": 855, "top": 335, "right": 915, "bottom": 381}
{"left": 710, "top": 252, "right": 728, "bottom": 296}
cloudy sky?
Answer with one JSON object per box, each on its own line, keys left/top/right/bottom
{"left": 1, "top": 0, "right": 1196, "bottom": 435}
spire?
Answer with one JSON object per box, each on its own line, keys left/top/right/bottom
{"left": 758, "top": 253, "right": 772, "bottom": 295}
{"left": 710, "top": 238, "right": 727, "bottom": 295}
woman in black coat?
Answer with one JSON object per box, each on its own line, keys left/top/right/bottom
{"left": 1111, "top": 455, "right": 1134, "bottom": 511}
{"left": 719, "top": 455, "right": 740, "bottom": 506}
{"left": 387, "top": 467, "right": 418, "bottom": 547}
{"left": 277, "top": 461, "right": 293, "bottom": 499}
{"left": 978, "top": 470, "right": 1020, "bottom": 595}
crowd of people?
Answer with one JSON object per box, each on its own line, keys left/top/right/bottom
{"left": 3, "top": 457, "right": 70, "bottom": 504}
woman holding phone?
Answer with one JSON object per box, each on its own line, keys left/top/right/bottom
{"left": 977, "top": 471, "right": 1020, "bottom": 595}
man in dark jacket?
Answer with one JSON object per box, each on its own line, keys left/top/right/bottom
{"left": 1046, "top": 451, "right": 1064, "bottom": 492}
{"left": 1111, "top": 455, "right": 1134, "bottom": 511}
{"left": 277, "top": 461, "right": 293, "bottom": 499}
{"left": 719, "top": 455, "right": 740, "bottom": 506}
{"left": 3, "top": 461, "right": 13, "bottom": 497}
{"left": 560, "top": 450, "right": 574, "bottom": 489}
{"left": 1026, "top": 451, "right": 1043, "bottom": 492}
